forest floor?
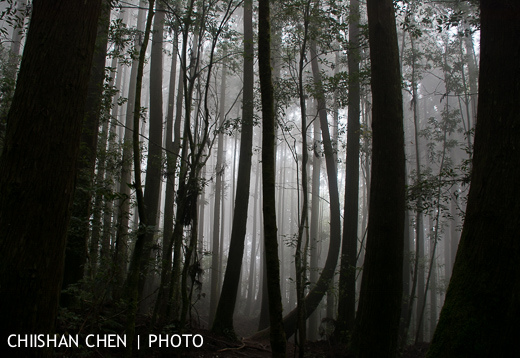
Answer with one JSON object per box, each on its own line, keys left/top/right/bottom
{"left": 54, "top": 309, "right": 429, "bottom": 357}
{"left": 54, "top": 328, "right": 429, "bottom": 357}
{"left": 135, "top": 328, "right": 430, "bottom": 358}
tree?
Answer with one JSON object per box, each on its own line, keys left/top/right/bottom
{"left": 153, "top": 25, "right": 180, "bottom": 325}
{"left": 209, "top": 81, "right": 225, "bottom": 324}
{"left": 294, "top": 2, "right": 311, "bottom": 354}
{"left": 61, "top": 0, "right": 112, "bottom": 307}
{"left": 336, "top": 0, "right": 361, "bottom": 341}
{"left": 114, "top": 1, "right": 147, "bottom": 294}
{"left": 0, "top": 0, "right": 103, "bottom": 352}
{"left": 258, "top": 0, "right": 287, "bottom": 355}
{"left": 123, "top": 0, "right": 155, "bottom": 352}
{"left": 252, "top": 12, "right": 344, "bottom": 343}
{"left": 136, "top": 0, "right": 165, "bottom": 303}
{"left": 276, "top": 39, "right": 343, "bottom": 339}
{"left": 427, "top": 1, "right": 520, "bottom": 356}
{"left": 350, "top": 0, "right": 406, "bottom": 356}
{"left": 211, "top": 0, "right": 255, "bottom": 337}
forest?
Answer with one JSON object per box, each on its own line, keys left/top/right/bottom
{"left": 0, "top": 0, "right": 518, "bottom": 357}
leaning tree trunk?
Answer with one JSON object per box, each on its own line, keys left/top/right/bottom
{"left": 211, "top": 0, "right": 255, "bottom": 336}
{"left": 350, "top": 0, "right": 406, "bottom": 356}
{"left": 0, "top": 0, "right": 102, "bottom": 354}
{"left": 252, "top": 39, "right": 343, "bottom": 342}
{"left": 428, "top": 2, "right": 520, "bottom": 357}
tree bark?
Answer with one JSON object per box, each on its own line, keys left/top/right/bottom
{"left": 245, "top": 160, "right": 261, "bottom": 315}
{"left": 136, "top": 0, "right": 165, "bottom": 302}
{"left": 258, "top": 0, "right": 287, "bottom": 355}
{"left": 123, "top": 0, "right": 155, "bottom": 353}
{"left": 61, "top": 0, "right": 111, "bottom": 307}
{"left": 428, "top": 2, "right": 520, "bottom": 356}
{"left": 0, "top": 0, "right": 102, "bottom": 352}
{"left": 212, "top": 0, "right": 255, "bottom": 336}
{"left": 153, "top": 28, "right": 179, "bottom": 326}
{"left": 336, "top": 0, "right": 361, "bottom": 341}
{"left": 114, "top": 0, "right": 146, "bottom": 295}
{"left": 351, "top": 0, "right": 406, "bottom": 356}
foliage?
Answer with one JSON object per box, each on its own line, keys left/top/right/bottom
{"left": 0, "top": 44, "right": 18, "bottom": 149}
{"left": 0, "top": 0, "right": 30, "bottom": 44}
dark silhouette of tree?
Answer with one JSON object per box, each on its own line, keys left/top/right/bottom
{"left": 336, "top": 0, "right": 361, "bottom": 341}
{"left": 351, "top": 0, "right": 406, "bottom": 356}
{"left": 212, "top": 0, "right": 255, "bottom": 338}
{"left": 428, "top": 1, "right": 520, "bottom": 356}
{"left": 123, "top": 0, "right": 155, "bottom": 353}
{"left": 0, "top": 0, "right": 103, "bottom": 353}
{"left": 252, "top": 26, "right": 343, "bottom": 346}
{"left": 258, "top": 0, "right": 287, "bottom": 355}
{"left": 114, "top": 1, "right": 146, "bottom": 295}
{"left": 136, "top": 0, "right": 165, "bottom": 303}
{"left": 61, "top": 0, "right": 112, "bottom": 308}
{"left": 153, "top": 26, "right": 180, "bottom": 326}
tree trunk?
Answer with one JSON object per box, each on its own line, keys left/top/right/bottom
{"left": 351, "top": 0, "right": 406, "bottom": 356}
{"left": 245, "top": 160, "right": 261, "bottom": 315}
{"left": 401, "top": 34, "right": 424, "bottom": 346}
{"left": 89, "top": 54, "right": 119, "bottom": 278}
{"left": 61, "top": 0, "right": 110, "bottom": 307}
{"left": 208, "top": 63, "right": 227, "bottom": 327}
{"left": 336, "top": 0, "right": 361, "bottom": 341}
{"left": 254, "top": 39, "right": 343, "bottom": 341}
{"left": 428, "top": 2, "right": 520, "bottom": 356}
{"left": 100, "top": 55, "right": 125, "bottom": 268}
{"left": 123, "top": 1, "right": 155, "bottom": 353}
{"left": 275, "top": 40, "right": 343, "bottom": 339}
{"left": 153, "top": 29, "right": 184, "bottom": 325}
{"left": 258, "top": 0, "right": 287, "bottom": 355}
{"left": 211, "top": 6, "right": 255, "bottom": 330}
{"left": 152, "top": 28, "right": 179, "bottom": 325}
{"left": 136, "top": 0, "right": 165, "bottom": 302}
{"left": 294, "top": 3, "right": 311, "bottom": 353}
{"left": 307, "top": 104, "right": 321, "bottom": 341}
{"left": 114, "top": 0, "right": 146, "bottom": 295}
{"left": 0, "top": 0, "right": 102, "bottom": 352}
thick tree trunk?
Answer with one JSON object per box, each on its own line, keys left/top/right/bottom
{"left": 336, "top": 0, "right": 361, "bottom": 341}
{"left": 428, "top": 2, "right": 520, "bottom": 356}
{"left": 258, "top": 0, "right": 287, "bottom": 355}
{"left": 0, "top": 0, "right": 102, "bottom": 352}
{"left": 61, "top": 0, "right": 111, "bottom": 307}
{"left": 351, "top": 0, "right": 406, "bottom": 356}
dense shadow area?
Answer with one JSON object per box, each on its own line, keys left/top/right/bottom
{"left": 52, "top": 308, "right": 428, "bottom": 357}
